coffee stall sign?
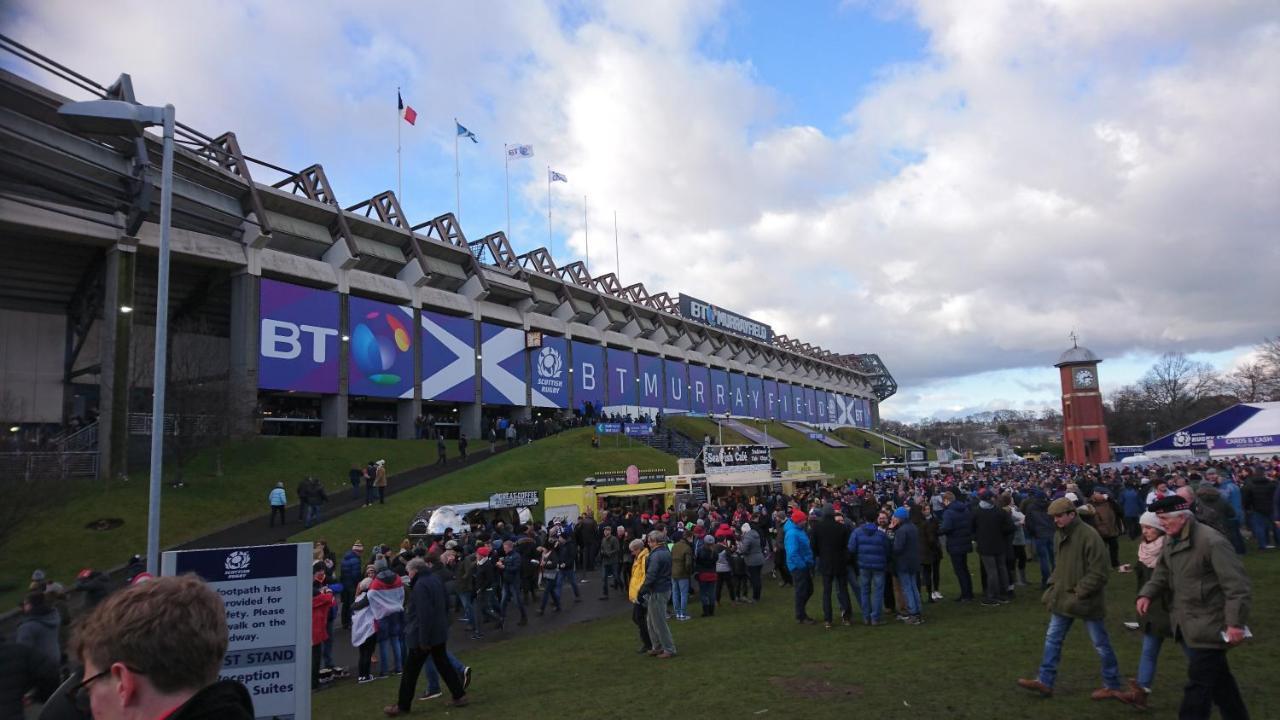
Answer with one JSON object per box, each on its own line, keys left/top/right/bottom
{"left": 489, "top": 491, "right": 539, "bottom": 509}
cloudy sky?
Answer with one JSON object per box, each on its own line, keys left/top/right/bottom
{"left": 5, "top": 1, "right": 1277, "bottom": 420}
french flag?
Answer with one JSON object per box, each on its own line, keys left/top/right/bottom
{"left": 398, "top": 91, "right": 417, "bottom": 126}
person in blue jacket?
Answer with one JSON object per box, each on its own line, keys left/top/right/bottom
{"left": 890, "top": 507, "right": 924, "bottom": 624}
{"left": 848, "top": 511, "right": 892, "bottom": 624}
{"left": 783, "top": 508, "right": 816, "bottom": 624}
{"left": 1121, "top": 484, "right": 1144, "bottom": 540}
{"left": 940, "top": 491, "right": 976, "bottom": 602}
{"left": 340, "top": 541, "right": 364, "bottom": 629}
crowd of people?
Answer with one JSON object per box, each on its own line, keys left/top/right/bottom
{"left": 6, "top": 452, "right": 1275, "bottom": 718}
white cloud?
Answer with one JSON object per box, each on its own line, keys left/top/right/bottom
{"left": 7, "top": 1, "right": 1278, "bottom": 418}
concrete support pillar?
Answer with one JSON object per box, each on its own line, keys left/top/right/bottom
{"left": 397, "top": 400, "right": 417, "bottom": 440}
{"left": 459, "top": 402, "right": 482, "bottom": 440}
{"left": 323, "top": 294, "right": 349, "bottom": 438}
{"left": 227, "top": 270, "right": 259, "bottom": 439}
{"left": 98, "top": 245, "right": 136, "bottom": 479}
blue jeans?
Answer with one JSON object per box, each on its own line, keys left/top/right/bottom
{"left": 672, "top": 578, "right": 690, "bottom": 617}
{"left": 424, "top": 650, "right": 466, "bottom": 694}
{"left": 304, "top": 503, "right": 321, "bottom": 528}
{"left": 557, "top": 568, "right": 581, "bottom": 599}
{"left": 501, "top": 579, "right": 527, "bottom": 620}
{"left": 365, "top": 485, "right": 376, "bottom": 505}
{"left": 1037, "top": 613, "right": 1122, "bottom": 690}
{"left": 456, "top": 590, "right": 475, "bottom": 630}
{"left": 897, "top": 570, "right": 922, "bottom": 616}
{"left": 540, "top": 577, "right": 562, "bottom": 611}
{"left": 1136, "top": 632, "right": 1164, "bottom": 691}
{"left": 698, "top": 577, "right": 716, "bottom": 611}
{"left": 377, "top": 611, "right": 404, "bottom": 675}
{"left": 1249, "top": 512, "right": 1276, "bottom": 548}
{"left": 858, "top": 568, "right": 885, "bottom": 621}
{"left": 1034, "top": 538, "right": 1055, "bottom": 588}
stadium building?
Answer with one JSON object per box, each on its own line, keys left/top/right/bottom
{"left": 0, "top": 49, "right": 896, "bottom": 480}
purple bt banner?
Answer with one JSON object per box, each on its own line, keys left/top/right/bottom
{"left": 258, "top": 278, "right": 339, "bottom": 393}
{"left": 348, "top": 296, "right": 414, "bottom": 398}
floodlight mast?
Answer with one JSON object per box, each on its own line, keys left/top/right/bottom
{"left": 58, "top": 90, "right": 175, "bottom": 578}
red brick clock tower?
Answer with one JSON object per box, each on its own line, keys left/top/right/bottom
{"left": 1055, "top": 335, "right": 1110, "bottom": 465}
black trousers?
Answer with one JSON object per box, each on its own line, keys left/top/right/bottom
{"left": 792, "top": 568, "right": 814, "bottom": 620}
{"left": 397, "top": 643, "right": 464, "bottom": 711}
{"left": 820, "top": 570, "right": 851, "bottom": 622}
{"left": 1180, "top": 646, "right": 1249, "bottom": 720}
{"left": 357, "top": 636, "right": 376, "bottom": 677}
{"left": 269, "top": 506, "right": 286, "bottom": 526}
{"left": 632, "top": 602, "right": 652, "bottom": 650}
{"left": 1104, "top": 535, "right": 1120, "bottom": 568}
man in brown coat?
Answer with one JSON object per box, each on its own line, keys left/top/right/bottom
{"left": 1090, "top": 490, "right": 1122, "bottom": 568}
{"left": 1137, "top": 495, "right": 1251, "bottom": 719}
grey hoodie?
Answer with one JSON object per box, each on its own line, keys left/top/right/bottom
{"left": 16, "top": 605, "right": 60, "bottom": 668}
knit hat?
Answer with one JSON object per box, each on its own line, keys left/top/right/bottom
{"left": 1138, "top": 511, "right": 1163, "bottom": 530}
{"left": 741, "top": 523, "right": 751, "bottom": 534}
{"left": 790, "top": 509, "right": 807, "bottom": 525}
{"left": 893, "top": 507, "right": 910, "bottom": 522}
{"left": 476, "top": 546, "right": 491, "bottom": 557}
{"left": 31, "top": 569, "right": 45, "bottom": 582}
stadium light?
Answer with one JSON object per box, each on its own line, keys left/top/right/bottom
{"left": 60, "top": 96, "right": 175, "bottom": 578}
{"left": 119, "top": 305, "right": 133, "bottom": 313}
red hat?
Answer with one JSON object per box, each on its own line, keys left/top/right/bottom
{"left": 661, "top": 513, "right": 670, "bottom": 521}
{"left": 641, "top": 513, "right": 651, "bottom": 520}
{"left": 476, "top": 546, "right": 491, "bottom": 557}
{"left": 790, "top": 509, "right": 807, "bottom": 525}
{"left": 694, "top": 526, "right": 706, "bottom": 537}
{"left": 77, "top": 568, "right": 94, "bottom": 580}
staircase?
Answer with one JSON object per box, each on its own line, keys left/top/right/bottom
{"left": 635, "top": 426, "right": 704, "bottom": 459}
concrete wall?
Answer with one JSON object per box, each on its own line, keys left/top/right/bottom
{"left": 0, "top": 308, "right": 65, "bottom": 422}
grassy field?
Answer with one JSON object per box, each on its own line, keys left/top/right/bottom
{"left": 0, "top": 437, "right": 440, "bottom": 607}
{"left": 664, "top": 416, "right": 752, "bottom": 445}
{"left": 833, "top": 426, "right": 905, "bottom": 456}
{"left": 312, "top": 538, "right": 1279, "bottom": 719}
{"left": 287, "top": 428, "right": 676, "bottom": 554}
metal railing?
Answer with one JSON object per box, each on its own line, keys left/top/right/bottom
{"left": 0, "top": 451, "right": 98, "bottom": 480}
{"left": 56, "top": 422, "right": 99, "bottom": 451}
{"left": 127, "top": 413, "right": 219, "bottom": 436}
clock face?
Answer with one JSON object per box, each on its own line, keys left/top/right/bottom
{"left": 1073, "top": 368, "right": 1096, "bottom": 389}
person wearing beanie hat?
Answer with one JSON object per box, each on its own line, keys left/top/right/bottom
{"left": 738, "top": 520, "right": 765, "bottom": 603}
{"left": 340, "top": 541, "right": 366, "bottom": 630}
{"left": 890, "top": 507, "right": 924, "bottom": 624}
{"left": 1017, "top": 485, "right": 1124, "bottom": 702}
{"left": 1117, "top": 511, "right": 1170, "bottom": 708}
{"left": 812, "top": 501, "right": 853, "bottom": 627}
{"left": 783, "top": 505, "right": 817, "bottom": 624}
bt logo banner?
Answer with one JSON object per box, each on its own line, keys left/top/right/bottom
{"left": 258, "top": 278, "right": 339, "bottom": 393}
{"left": 572, "top": 341, "right": 604, "bottom": 412}
{"left": 348, "top": 296, "right": 414, "bottom": 398}
{"left": 531, "top": 335, "right": 568, "bottom": 409}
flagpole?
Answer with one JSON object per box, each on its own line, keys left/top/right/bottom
{"left": 583, "top": 195, "right": 589, "bottom": 270}
{"left": 504, "top": 144, "right": 511, "bottom": 239}
{"left": 453, "top": 117, "right": 461, "bottom": 220}
{"left": 546, "top": 166, "right": 553, "bottom": 258}
{"left": 397, "top": 87, "right": 402, "bottom": 201}
{"left": 614, "top": 210, "right": 620, "bottom": 279}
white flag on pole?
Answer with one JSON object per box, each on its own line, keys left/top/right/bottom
{"left": 506, "top": 144, "right": 534, "bottom": 159}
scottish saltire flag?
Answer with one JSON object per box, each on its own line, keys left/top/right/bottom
{"left": 549, "top": 169, "right": 568, "bottom": 183}
{"left": 456, "top": 121, "right": 478, "bottom": 143}
{"left": 398, "top": 91, "right": 417, "bottom": 125}
{"left": 506, "top": 144, "right": 534, "bottom": 159}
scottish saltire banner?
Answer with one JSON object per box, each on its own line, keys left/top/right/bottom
{"left": 420, "top": 309, "right": 476, "bottom": 402}
{"left": 259, "top": 279, "right": 339, "bottom": 393}
{"left": 729, "top": 373, "right": 748, "bottom": 416}
{"left": 747, "top": 376, "right": 764, "bottom": 418}
{"left": 348, "top": 296, "right": 414, "bottom": 398}
{"left": 814, "top": 389, "right": 827, "bottom": 424}
{"left": 805, "top": 388, "right": 818, "bottom": 424}
{"left": 689, "top": 365, "right": 711, "bottom": 414}
{"left": 663, "top": 359, "right": 689, "bottom": 412}
{"left": 765, "top": 379, "right": 779, "bottom": 419}
{"left": 572, "top": 341, "right": 604, "bottom": 412}
{"left": 480, "top": 322, "right": 526, "bottom": 406}
{"left": 778, "top": 383, "right": 793, "bottom": 421}
{"left": 638, "top": 354, "right": 664, "bottom": 408}
{"left": 607, "top": 348, "right": 637, "bottom": 406}
{"left": 709, "top": 368, "right": 730, "bottom": 415}
{"left": 531, "top": 335, "right": 568, "bottom": 409}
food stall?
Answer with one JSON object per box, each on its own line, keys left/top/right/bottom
{"left": 544, "top": 467, "right": 674, "bottom": 523}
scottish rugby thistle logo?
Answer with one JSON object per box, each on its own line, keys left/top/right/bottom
{"left": 537, "top": 346, "right": 563, "bottom": 379}
{"left": 224, "top": 550, "right": 251, "bottom": 579}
